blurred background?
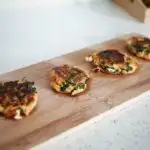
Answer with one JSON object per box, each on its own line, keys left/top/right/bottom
{"left": 0, "top": 0, "right": 149, "bottom": 73}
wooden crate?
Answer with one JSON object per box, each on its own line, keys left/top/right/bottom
{"left": 113, "top": 0, "right": 150, "bottom": 23}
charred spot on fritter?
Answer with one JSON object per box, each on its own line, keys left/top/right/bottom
{"left": 99, "top": 50, "right": 125, "bottom": 63}
{"left": 0, "top": 80, "right": 37, "bottom": 107}
{"left": 53, "top": 65, "right": 71, "bottom": 79}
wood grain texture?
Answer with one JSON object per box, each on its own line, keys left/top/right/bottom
{"left": 0, "top": 34, "right": 150, "bottom": 150}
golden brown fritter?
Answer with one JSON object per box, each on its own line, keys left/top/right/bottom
{"left": 127, "top": 36, "right": 150, "bottom": 60}
{"left": 50, "top": 65, "right": 90, "bottom": 96}
{"left": 86, "top": 50, "right": 138, "bottom": 75}
{"left": 0, "top": 80, "right": 38, "bottom": 120}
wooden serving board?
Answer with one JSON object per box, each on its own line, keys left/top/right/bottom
{"left": 0, "top": 34, "right": 150, "bottom": 150}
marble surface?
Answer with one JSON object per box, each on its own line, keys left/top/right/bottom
{"left": 32, "top": 91, "right": 150, "bottom": 150}
{"left": 1, "top": 0, "right": 150, "bottom": 150}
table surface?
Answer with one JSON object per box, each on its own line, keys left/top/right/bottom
{"left": 0, "top": 0, "right": 150, "bottom": 150}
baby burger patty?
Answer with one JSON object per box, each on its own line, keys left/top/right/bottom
{"left": 50, "top": 65, "right": 90, "bottom": 96}
{"left": 85, "top": 50, "right": 138, "bottom": 75}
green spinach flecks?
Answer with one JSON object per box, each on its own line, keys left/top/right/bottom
{"left": 134, "top": 44, "right": 144, "bottom": 52}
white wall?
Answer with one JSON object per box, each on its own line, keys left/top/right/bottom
{"left": 0, "top": 0, "right": 97, "bottom": 9}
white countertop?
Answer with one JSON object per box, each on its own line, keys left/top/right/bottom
{"left": 1, "top": 0, "right": 150, "bottom": 150}
{"left": 32, "top": 91, "right": 150, "bottom": 150}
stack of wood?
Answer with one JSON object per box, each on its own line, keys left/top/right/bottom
{"left": 113, "top": 0, "right": 150, "bottom": 23}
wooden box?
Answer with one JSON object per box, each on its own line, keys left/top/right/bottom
{"left": 113, "top": 0, "right": 150, "bottom": 23}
